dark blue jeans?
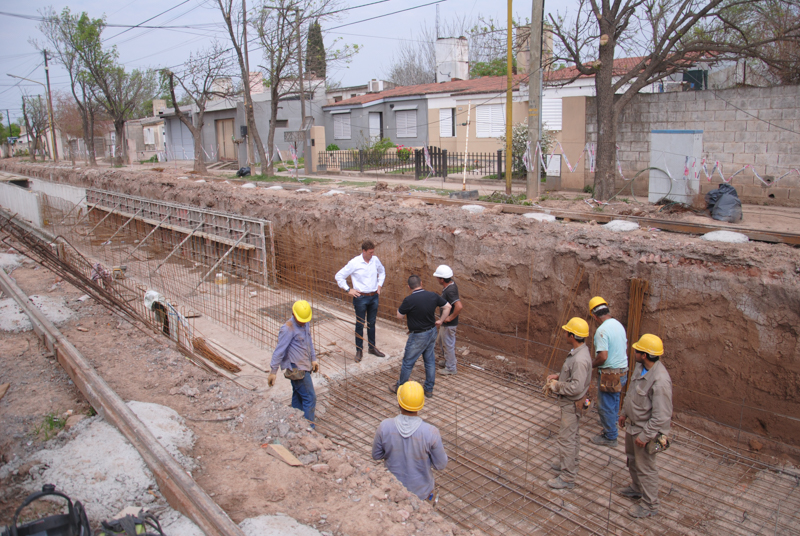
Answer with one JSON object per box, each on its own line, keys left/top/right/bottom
{"left": 396, "top": 327, "right": 438, "bottom": 393}
{"left": 598, "top": 373, "right": 627, "bottom": 440}
{"left": 291, "top": 371, "right": 316, "bottom": 423}
{"left": 353, "top": 293, "right": 379, "bottom": 351}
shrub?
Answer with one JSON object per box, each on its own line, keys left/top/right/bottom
{"left": 397, "top": 146, "right": 412, "bottom": 162}
{"left": 326, "top": 143, "right": 340, "bottom": 151}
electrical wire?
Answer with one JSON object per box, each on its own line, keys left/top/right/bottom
{"left": 327, "top": 0, "right": 449, "bottom": 31}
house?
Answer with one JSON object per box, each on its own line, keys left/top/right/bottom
{"left": 125, "top": 100, "right": 168, "bottom": 164}
{"left": 160, "top": 74, "right": 328, "bottom": 167}
{"left": 326, "top": 80, "right": 396, "bottom": 104}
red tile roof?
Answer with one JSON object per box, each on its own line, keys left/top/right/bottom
{"left": 323, "top": 56, "right": 656, "bottom": 108}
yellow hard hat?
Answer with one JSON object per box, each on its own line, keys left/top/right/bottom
{"left": 562, "top": 317, "right": 589, "bottom": 338}
{"left": 397, "top": 381, "right": 425, "bottom": 412}
{"left": 292, "top": 300, "right": 313, "bottom": 323}
{"left": 632, "top": 334, "right": 664, "bottom": 356}
{"left": 589, "top": 296, "right": 608, "bottom": 312}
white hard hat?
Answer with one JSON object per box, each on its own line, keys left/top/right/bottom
{"left": 433, "top": 265, "right": 453, "bottom": 278}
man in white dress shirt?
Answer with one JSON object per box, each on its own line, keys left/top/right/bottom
{"left": 335, "top": 239, "right": 387, "bottom": 362}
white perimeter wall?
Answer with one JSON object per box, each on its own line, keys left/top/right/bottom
{"left": 0, "top": 182, "right": 42, "bottom": 228}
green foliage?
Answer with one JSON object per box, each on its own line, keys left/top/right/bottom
{"left": 583, "top": 184, "right": 594, "bottom": 195}
{"left": 139, "top": 155, "right": 158, "bottom": 164}
{"left": 0, "top": 123, "right": 21, "bottom": 145}
{"left": 305, "top": 20, "right": 326, "bottom": 79}
{"left": 33, "top": 412, "right": 66, "bottom": 441}
{"left": 325, "top": 143, "right": 340, "bottom": 151}
{"left": 397, "top": 147, "right": 412, "bottom": 162}
{"left": 371, "top": 137, "right": 395, "bottom": 152}
{"left": 479, "top": 192, "right": 531, "bottom": 205}
{"left": 470, "top": 57, "right": 515, "bottom": 78}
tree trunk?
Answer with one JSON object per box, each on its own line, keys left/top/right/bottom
{"left": 266, "top": 85, "right": 281, "bottom": 176}
{"left": 113, "top": 120, "right": 126, "bottom": 166}
{"left": 191, "top": 110, "right": 207, "bottom": 174}
{"left": 592, "top": 34, "right": 618, "bottom": 201}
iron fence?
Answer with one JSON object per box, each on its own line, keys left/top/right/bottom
{"left": 317, "top": 148, "right": 415, "bottom": 174}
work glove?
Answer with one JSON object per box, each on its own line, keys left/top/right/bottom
{"left": 542, "top": 379, "right": 557, "bottom": 396}
{"left": 268, "top": 373, "right": 276, "bottom": 387}
{"left": 311, "top": 361, "right": 319, "bottom": 373}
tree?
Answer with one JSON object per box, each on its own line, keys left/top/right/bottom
{"left": 305, "top": 20, "right": 326, "bottom": 79}
{"left": 164, "top": 43, "right": 236, "bottom": 174}
{"left": 216, "top": 0, "right": 270, "bottom": 176}
{"left": 252, "top": 0, "right": 356, "bottom": 176}
{"left": 470, "top": 57, "right": 516, "bottom": 78}
{"left": 36, "top": 8, "right": 104, "bottom": 166}
{"left": 548, "top": 0, "right": 800, "bottom": 200}
{"left": 22, "top": 96, "right": 49, "bottom": 161}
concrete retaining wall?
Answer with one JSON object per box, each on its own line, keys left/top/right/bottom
{"left": 0, "top": 181, "right": 42, "bottom": 227}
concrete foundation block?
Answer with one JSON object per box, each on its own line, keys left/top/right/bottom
{"left": 765, "top": 188, "right": 790, "bottom": 199}
{"left": 743, "top": 185, "right": 767, "bottom": 198}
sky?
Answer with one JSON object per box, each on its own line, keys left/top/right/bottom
{"left": 0, "top": 0, "right": 579, "bottom": 125}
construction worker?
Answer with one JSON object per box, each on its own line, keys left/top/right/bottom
{"left": 268, "top": 300, "right": 319, "bottom": 423}
{"left": 588, "top": 296, "right": 628, "bottom": 447}
{"left": 335, "top": 239, "right": 386, "bottom": 362}
{"left": 433, "top": 265, "right": 462, "bottom": 375}
{"left": 372, "top": 381, "right": 448, "bottom": 501}
{"left": 544, "top": 317, "right": 593, "bottom": 490}
{"left": 619, "top": 334, "right": 673, "bottom": 518}
{"left": 393, "top": 275, "right": 451, "bottom": 398}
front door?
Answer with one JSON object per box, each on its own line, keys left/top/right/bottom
{"left": 216, "top": 119, "right": 236, "bottom": 161}
{"left": 368, "top": 112, "right": 382, "bottom": 141}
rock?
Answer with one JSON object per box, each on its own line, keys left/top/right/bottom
{"left": 370, "top": 488, "right": 387, "bottom": 501}
{"left": 298, "top": 454, "right": 318, "bottom": 465}
{"left": 277, "top": 423, "right": 291, "bottom": 437}
{"left": 335, "top": 463, "right": 354, "bottom": 479}
{"left": 64, "top": 414, "right": 85, "bottom": 431}
{"left": 263, "top": 488, "right": 287, "bottom": 502}
{"left": 749, "top": 438, "right": 763, "bottom": 452}
{"left": 311, "top": 464, "right": 330, "bottom": 473}
{"left": 301, "top": 435, "right": 321, "bottom": 452}
{"left": 397, "top": 509, "right": 410, "bottom": 521}
{"left": 178, "top": 384, "right": 200, "bottom": 397}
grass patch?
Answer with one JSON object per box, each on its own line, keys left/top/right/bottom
{"left": 408, "top": 185, "right": 450, "bottom": 196}
{"left": 619, "top": 197, "right": 630, "bottom": 204}
{"left": 479, "top": 192, "right": 533, "bottom": 205}
{"left": 338, "top": 180, "right": 376, "bottom": 188}
{"left": 32, "top": 412, "right": 66, "bottom": 441}
{"left": 386, "top": 169, "right": 414, "bottom": 175}
{"left": 237, "top": 174, "right": 332, "bottom": 186}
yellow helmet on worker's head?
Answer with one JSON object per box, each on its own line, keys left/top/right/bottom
{"left": 588, "top": 296, "right": 609, "bottom": 313}
{"left": 562, "top": 317, "right": 589, "bottom": 338}
{"left": 632, "top": 334, "right": 664, "bottom": 356}
{"left": 397, "top": 381, "right": 425, "bottom": 412}
{"left": 292, "top": 300, "right": 313, "bottom": 323}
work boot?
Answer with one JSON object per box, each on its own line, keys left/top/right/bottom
{"left": 368, "top": 347, "right": 386, "bottom": 358}
{"left": 629, "top": 504, "right": 658, "bottom": 518}
{"left": 440, "top": 369, "right": 457, "bottom": 375}
{"left": 619, "top": 486, "right": 643, "bottom": 499}
{"left": 355, "top": 349, "right": 363, "bottom": 363}
{"left": 547, "top": 476, "right": 574, "bottom": 490}
{"left": 388, "top": 384, "right": 398, "bottom": 394}
{"left": 591, "top": 433, "right": 618, "bottom": 447}
{"left": 550, "top": 462, "right": 561, "bottom": 472}
{"left": 424, "top": 390, "right": 434, "bottom": 399}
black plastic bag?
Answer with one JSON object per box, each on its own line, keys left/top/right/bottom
{"left": 235, "top": 167, "right": 251, "bottom": 177}
{"left": 705, "top": 184, "right": 742, "bottom": 223}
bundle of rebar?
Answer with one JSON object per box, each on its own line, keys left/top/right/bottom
{"left": 191, "top": 337, "right": 241, "bottom": 373}
{"left": 624, "top": 278, "right": 649, "bottom": 389}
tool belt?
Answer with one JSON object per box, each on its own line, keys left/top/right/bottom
{"left": 574, "top": 398, "right": 592, "bottom": 418}
{"left": 599, "top": 371, "right": 624, "bottom": 393}
{"left": 284, "top": 367, "right": 307, "bottom": 381}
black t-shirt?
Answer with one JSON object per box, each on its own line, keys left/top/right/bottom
{"left": 398, "top": 289, "right": 448, "bottom": 332}
{"left": 440, "top": 282, "right": 460, "bottom": 327}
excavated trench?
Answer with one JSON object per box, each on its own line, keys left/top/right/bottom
{"left": 4, "top": 161, "right": 800, "bottom": 449}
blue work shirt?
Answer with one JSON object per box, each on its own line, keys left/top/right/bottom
{"left": 594, "top": 317, "right": 628, "bottom": 369}
{"left": 270, "top": 317, "right": 316, "bottom": 374}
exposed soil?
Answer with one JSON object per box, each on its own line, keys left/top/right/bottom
{"left": 0, "top": 256, "right": 472, "bottom": 536}
{"left": 2, "top": 160, "right": 799, "bottom": 448}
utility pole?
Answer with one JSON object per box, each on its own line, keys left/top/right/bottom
{"left": 295, "top": 8, "right": 309, "bottom": 175}
{"left": 527, "top": 0, "right": 543, "bottom": 199}
{"left": 43, "top": 50, "right": 58, "bottom": 162}
{"left": 504, "top": 0, "right": 513, "bottom": 195}
{"left": 242, "top": 0, "right": 253, "bottom": 166}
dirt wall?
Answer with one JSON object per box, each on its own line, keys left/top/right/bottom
{"left": 4, "top": 161, "right": 800, "bottom": 445}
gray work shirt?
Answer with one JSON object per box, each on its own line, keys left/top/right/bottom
{"left": 269, "top": 318, "right": 315, "bottom": 374}
{"left": 372, "top": 417, "right": 448, "bottom": 499}
{"left": 554, "top": 344, "right": 593, "bottom": 401}
{"left": 622, "top": 360, "right": 673, "bottom": 442}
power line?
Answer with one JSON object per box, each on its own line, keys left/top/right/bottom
{"left": 101, "top": 0, "right": 195, "bottom": 42}
{"left": 328, "top": 0, "right": 449, "bottom": 31}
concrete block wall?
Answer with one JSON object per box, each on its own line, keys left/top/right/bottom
{"left": 585, "top": 85, "right": 800, "bottom": 204}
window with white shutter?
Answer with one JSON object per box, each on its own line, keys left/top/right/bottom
{"left": 333, "top": 113, "right": 351, "bottom": 139}
{"left": 396, "top": 110, "right": 417, "bottom": 138}
{"left": 542, "top": 98, "right": 563, "bottom": 131}
{"left": 476, "top": 104, "right": 505, "bottom": 138}
{"left": 439, "top": 108, "right": 455, "bottom": 137}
